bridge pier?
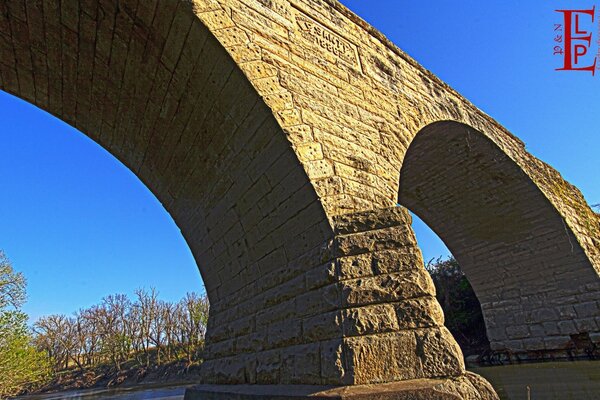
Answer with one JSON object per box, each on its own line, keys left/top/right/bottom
{"left": 2, "top": 0, "right": 599, "bottom": 397}
{"left": 197, "top": 208, "right": 497, "bottom": 399}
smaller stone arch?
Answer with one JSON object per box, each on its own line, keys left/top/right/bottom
{"left": 399, "top": 120, "right": 600, "bottom": 356}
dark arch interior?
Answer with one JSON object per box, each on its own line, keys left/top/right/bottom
{"left": 399, "top": 121, "right": 598, "bottom": 354}
{"left": 409, "top": 213, "right": 489, "bottom": 356}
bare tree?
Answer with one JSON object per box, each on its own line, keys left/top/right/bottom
{"left": 32, "top": 289, "right": 210, "bottom": 372}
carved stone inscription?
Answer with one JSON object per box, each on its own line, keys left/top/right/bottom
{"left": 295, "top": 12, "right": 359, "bottom": 67}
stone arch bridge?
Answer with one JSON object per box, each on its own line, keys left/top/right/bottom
{"left": 1, "top": 0, "right": 598, "bottom": 398}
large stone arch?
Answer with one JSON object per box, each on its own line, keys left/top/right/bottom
{"left": 399, "top": 121, "right": 600, "bottom": 355}
{"left": 2, "top": 0, "right": 598, "bottom": 398}
{"left": 0, "top": 0, "right": 331, "bottom": 387}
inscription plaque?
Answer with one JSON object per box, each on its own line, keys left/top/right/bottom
{"left": 294, "top": 12, "right": 360, "bottom": 67}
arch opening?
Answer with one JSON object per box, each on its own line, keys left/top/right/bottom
{"left": 399, "top": 121, "right": 600, "bottom": 359}
{"left": 0, "top": 0, "right": 337, "bottom": 385}
{"left": 0, "top": 0, "right": 329, "bottom": 308}
{"left": 409, "top": 213, "right": 490, "bottom": 359}
{"left": 0, "top": 88, "right": 204, "bottom": 318}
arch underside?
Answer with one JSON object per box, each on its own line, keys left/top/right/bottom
{"left": 2, "top": 0, "right": 597, "bottom": 396}
{"left": 0, "top": 0, "right": 345, "bottom": 383}
{"left": 0, "top": 0, "right": 331, "bottom": 303}
{"left": 399, "top": 121, "right": 600, "bottom": 354}
{"left": 0, "top": 1, "right": 479, "bottom": 390}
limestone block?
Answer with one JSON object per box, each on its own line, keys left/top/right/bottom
{"left": 331, "top": 206, "right": 410, "bottom": 234}
{"left": 489, "top": 341, "right": 505, "bottom": 351}
{"left": 522, "top": 337, "right": 545, "bottom": 351}
{"left": 256, "top": 349, "right": 281, "bottom": 384}
{"left": 341, "top": 303, "right": 399, "bottom": 336}
{"left": 574, "top": 301, "right": 600, "bottom": 318}
{"left": 209, "top": 338, "right": 236, "bottom": 358}
{"left": 256, "top": 298, "right": 295, "bottom": 326}
{"left": 542, "top": 322, "right": 560, "bottom": 336}
{"left": 280, "top": 343, "right": 321, "bottom": 384}
{"left": 394, "top": 296, "right": 445, "bottom": 329}
{"left": 267, "top": 319, "right": 302, "bottom": 348}
{"left": 463, "top": 372, "right": 501, "bottom": 400}
{"left": 340, "top": 270, "right": 434, "bottom": 307}
{"left": 505, "top": 325, "right": 530, "bottom": 339}
{"left": 337, "top": 253, "right": 374, "bottom": 281}
{"left": 334, "top": 226, "right": 415, "bottom": 257}
{"left": 371, "top": 249, "right": 424, "bottom": 275}
{"left": 343, "top": 332, "right": 420, "bottom": 384}
{"left": 575, "top": 318, "right": 599, "bottom": 332}
{"left": 263, "top": 274, "right": 305, "bottom": 307}
{"left": 305, "top": 261, "right": 337, "bottom": 290}
{"left": 531, "top": 308, "right": 558, "bottom": 322}
{"left": 415, "top": 327, "right": 465, "bottom": 378}
{"left": 556, "top": 320, "right": 577, "bottom": 335}
{"left": 590, "top": 332, "right": 600, "bottom": 344}
{"left": 296, "top": 283, "right": 341, "bottom": 317}
{"left": 210, "top": 357, "right": 247, "bottom": 384}
{"left": 242, "top": 355, "right": 257, "bottom": 384}
{"left": 320, "top": 339, "right": 349, "bottom": 385}
{"left": 229, "top": 315, "right": 255, "bottom": 337}
{"left": 302, "top": 310, "right": 342, "bottom": 342}
{"left": 557, "top": 305, "right": 578, "bottom": 319}
{"left": 529, "top": 324, "right": 546, "bottom": 338}
{"left": 543, "top": 336, "right": 572, "bottom": 350}
{"left": 235, "top": 331, "right": 267, "bottom": 353}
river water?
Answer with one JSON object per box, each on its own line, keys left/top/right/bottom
{"left": 13, "top": 384, "right": 192, "bottom": 400}
{"left": 13, "top": 360, "right": 600, "bottom": 400}
{"left": 472, "top": 360, "right": 600, "bottom": 400}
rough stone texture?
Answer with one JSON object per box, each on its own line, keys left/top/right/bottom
{"left": 184, "top": 376, "right": 499, "bottom": 399}
{"left": 398, "top": 122, "right": 600, "bottom": 354}
{"left": 1, "top": 0, "right": 598, "bottom": 397}
{"left": 200, "top": 208, "right": 467, "bottom": 386}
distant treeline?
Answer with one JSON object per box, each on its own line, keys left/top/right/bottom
{"left": 33, "top": 289, "right": 209, "bottom": 373}
{"left": 426, "top": 256, "right": 489, "bottom": 355}
{"left": 2, "top": 248, "right": 489, "bottom": 397}
{"left": 0, "top": 249, "right": 209, "bottom": 397}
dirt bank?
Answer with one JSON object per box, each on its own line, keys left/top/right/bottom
{"left": 20, "top": 361, "right": 203, "bottom": 396}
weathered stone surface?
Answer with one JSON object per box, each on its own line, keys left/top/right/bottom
{"left": 340, "top": 270, "right": 435, "bottom": 307}
{"left": 256, "top": 350, "right": 281, "bottom": 384}
{"left": 335, "top": 226, "right": 417, "bottom": 257}
{"left": 464, "top": 372, "right": 500, "bottom": 400}
{"left": 341, "top": 304, "right": 399, "bottom": 336}
{"left": 415, "top": 327, "right": 465, "bottom": 379}
{"left": 332, "top": 206, "right": 410, "bottom": 235}
{"left": 2, "top": 0, "right": 599, "bottom": 397}
{"left": 281, "top": 344, "right": 321, "bottom": 384}
{"left": 337, "top": 253, "right": 373, "bottom": 281}
{"left": 344, "top": 332, "right": 421, "bottom": 384}
{"left": 320, "top": 339, "right": 349, "bottom": 385}
{"left": 371, "top": 250, "right": 424, "bottom": 275}
{"left": 302, "top": 311, "right": 342, "bottom": 342}
{"left": 394, "top": 297, "right": 445, "bottom": 329}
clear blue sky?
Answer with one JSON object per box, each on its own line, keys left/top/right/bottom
{"left": 1, "top": 1, "right": 598, "bottom": 322}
